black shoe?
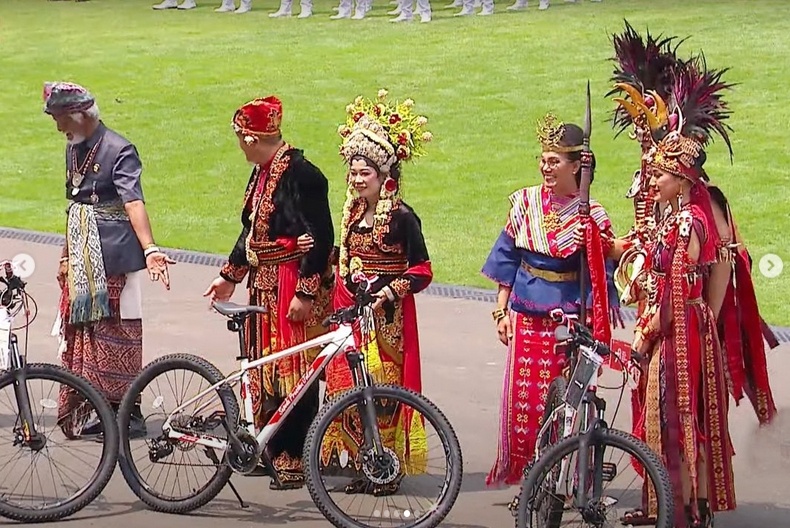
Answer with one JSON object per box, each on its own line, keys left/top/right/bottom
{"left": 81, "top": 416, "right": 103, "bottom": 436}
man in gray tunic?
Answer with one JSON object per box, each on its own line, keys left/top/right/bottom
{"left": 43, "top": 81, "right": 174, "bottom": 438}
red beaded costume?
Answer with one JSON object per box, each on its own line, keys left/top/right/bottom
{"left": 219, "top": 96, "right": 335, "bottom": 489}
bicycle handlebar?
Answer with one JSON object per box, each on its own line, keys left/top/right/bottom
{"left": 320, "top": 271, "right": 378, "bottom": 328}
{"left": 0, "top": 261, "right": 27, "bottom": 309}
{"left": 554, "top": 323, "right": 611, "bottom": 357}
{"left": 551, "top": 307, "right": 612, "bottom": 358}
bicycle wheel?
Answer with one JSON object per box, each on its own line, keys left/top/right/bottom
{"left": 515, "top": 428, "right": 673, "bottom": 528}
{"left": 304, "top": 384, "right": 463, "bottom": 528}
{"left": 117, "top": 353, "right": 240, "bottom": 514}
{"left": 537, "top": 377, "right": 567, "bottom": 452}
{"left": 0, "top": 363, "right": 118, "bottom": 522}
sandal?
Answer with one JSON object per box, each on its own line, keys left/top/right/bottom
{"left": 269, "top": 471, "right": 305, "bottom": 490}
{"left": 344, "top": 478, "right": 372, "bottom": 494}
{"left": 620, "top": 508, "right": 657, "bottom": 526}
{"left": 685, "top": 502, "right": 713, "bottom": 528}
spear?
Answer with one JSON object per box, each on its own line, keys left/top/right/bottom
{"left": 578, "top": 80, "right": 592, "bottom": 326}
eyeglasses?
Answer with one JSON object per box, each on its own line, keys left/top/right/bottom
{"left": 536, "top": 156, "right": 564, "bottom": 170}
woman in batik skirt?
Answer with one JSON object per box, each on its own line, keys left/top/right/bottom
{"left": 631, "top": 90, "right": 736, "bottom": 527}
{"left": 299, "top": 90, "right": 433, "bottom": 496}
{"left": 481, "top": 113, "right": 621, "bottom": 487}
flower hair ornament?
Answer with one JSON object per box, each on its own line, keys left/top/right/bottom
{"left": 336, "top": 89, "right": 433, "bottom": 277}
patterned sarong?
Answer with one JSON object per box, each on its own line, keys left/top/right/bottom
{"left": 65, "top": 202, "right": 111, "bottom": 324}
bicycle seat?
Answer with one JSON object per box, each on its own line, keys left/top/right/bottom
{"left": 212, "top": 301, "right": 268, "bottom": 317}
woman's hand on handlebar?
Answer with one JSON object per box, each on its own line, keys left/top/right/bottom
{"left": 371, "top": 289, "right": 388, "bottom": 311}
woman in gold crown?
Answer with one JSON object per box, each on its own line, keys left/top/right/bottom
{"left": 301, "top": 90, "right": 433, "bottom": 496}
{"left": 632, "top": 98, "right": 736, "bottom": 527}
{"left": 481, "top": 113, "right": 621, "bottom": 487}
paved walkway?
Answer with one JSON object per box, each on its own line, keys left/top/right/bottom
{"left": 1, "top": 235, "right": 789, "bottom": 527}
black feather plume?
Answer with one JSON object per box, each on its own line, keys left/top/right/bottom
{"left": 671, "top": 52, "right": 736, "bottom": 161}
{"left": 606, "top": 19, "right": 685, "bottom": 136}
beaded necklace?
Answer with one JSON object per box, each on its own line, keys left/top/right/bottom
{"left": 68, "top": 137, "right": 103, "bottom": 197}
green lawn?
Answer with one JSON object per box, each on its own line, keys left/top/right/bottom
{"left": 1, "top": 0, "right": 788, "bottom": 324}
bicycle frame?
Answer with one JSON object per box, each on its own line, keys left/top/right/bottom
{"left": 531, "top": 358, "right": 601, "bottom": 462}
{"left": 160, "top": 323, "right": 356, "bottom": 450}
{"left": 0, "top": 283, "right": 40, "bottom": 443}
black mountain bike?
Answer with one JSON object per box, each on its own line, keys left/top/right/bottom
{"left": 0, "top": 260, "right": 118, "bottom": 522}
{"left": 513, "top": 309, "right": 673, "bottom": 528}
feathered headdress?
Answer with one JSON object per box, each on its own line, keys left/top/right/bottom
{"left": 606, "top": 20, "right": 684, "bottom": 138}
{"left": 667, "top": 53, "right": 736, "bottom": 161}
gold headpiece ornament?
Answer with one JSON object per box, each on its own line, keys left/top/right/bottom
{"left": 648, "top": 132, "right": 703, "bottom": 180}
{"left": 338, "top": 89, "right": 432, "bottom": 173}
{"left": 536, "top": 113, "right": 583, "bottom": 153}
{"left": 611, "top": 83, "right": 669, "bottom": 136}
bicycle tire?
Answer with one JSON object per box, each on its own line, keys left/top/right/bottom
{"left": 537, "top": 377, "right": 567, "bottom": 451}
{"left": 515, "top": 428, "right": 673, "bottom": 528}
{"left": 117, "top": 353, "right": 240, "bottom": 514}
{"left": 304, "top": 384, "right": 463, "bottom": 528}
{"left": 0, "top": 363, "right": 119, "bottom": 523}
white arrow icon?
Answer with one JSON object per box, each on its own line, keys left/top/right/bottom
{"left": 11, "top": 253, "right": 36, "bottom": 279}
{"left": 759, "top": 253, "right": 783, "bottom": 279}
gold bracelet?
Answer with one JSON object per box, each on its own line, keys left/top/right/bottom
{"left": 492, "top": 308, "right": 508, "bottom": 323}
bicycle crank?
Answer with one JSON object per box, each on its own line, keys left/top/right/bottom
{"left": 228, "top": 429, "right": 261, "bottom": 474}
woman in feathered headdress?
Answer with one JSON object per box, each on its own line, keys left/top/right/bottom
{"left": 631, "top": 83, "right": 737, "bottom": 527}
{"left": 612, "top": 32, "right": 779, "bottom": 524}
{"left": 606, "top": 22, "right": 685, "bottom": 525}
{"left": 668, "top": 55, "right": 778, "bottom": 432}
{"left": 304, "top": 89, "right": 434, "bottom": 496}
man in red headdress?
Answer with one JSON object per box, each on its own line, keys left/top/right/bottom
{"left": 203, "top": 96, "right": 334, "bottom": 490}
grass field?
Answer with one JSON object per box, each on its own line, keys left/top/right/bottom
{"left": 0, "top": 0, "right": 788, "bottom": 324}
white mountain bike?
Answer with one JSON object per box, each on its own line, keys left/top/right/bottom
{"left": 510, "top": 309, "right": 673, "bottom": 528}
{"left": 0, "top": 260, "right": 118, "bottom": 522}
{"left": 117, "top": 271, "right": 463, "bottom": 528}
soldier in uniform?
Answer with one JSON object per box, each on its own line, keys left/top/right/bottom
{"left": 203, "top": 96, "right": 335, "bottom": 490}
{"left": 44, "top": 82, "right": 174, "bottom": 439}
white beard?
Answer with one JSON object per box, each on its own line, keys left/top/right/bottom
{"left": 66, "top": 133, "right": 86, "bottom": 145}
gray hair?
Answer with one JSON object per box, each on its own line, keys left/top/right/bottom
{"left": 69, "top": 102, "right": 100, "bottom": 123}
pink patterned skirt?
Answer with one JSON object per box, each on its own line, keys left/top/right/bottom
{"left": 486, "top": 311, "right": 567, "bottom": 487}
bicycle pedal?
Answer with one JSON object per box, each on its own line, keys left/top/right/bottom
{"left": 507, "top": 496, "right": 519, "bottom": 517}
{"left": 601, "top": 461, "right": 617, "bottom": 482}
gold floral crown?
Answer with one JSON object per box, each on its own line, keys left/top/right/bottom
{"left": 536, "top": 113, "right": 583, "bottom": 153}
{"left": 338, "top": 89, "right": 432, "bottom": 173}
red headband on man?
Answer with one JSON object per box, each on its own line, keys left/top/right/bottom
{"left": 232, "top": 96, "right": 283, "bottom": 137}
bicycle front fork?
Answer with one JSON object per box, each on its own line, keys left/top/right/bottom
{"left": 347, "top": 351, "right": 385, "bottom": 456}
{"left": 9, "top": 337, "right": 43, "bottom": 449}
